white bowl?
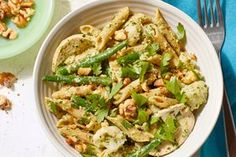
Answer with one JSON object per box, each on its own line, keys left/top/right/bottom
{"left": 33, "top": 0, "right": 223, "bottom": 156}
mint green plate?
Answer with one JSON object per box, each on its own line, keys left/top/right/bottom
{"left": 0, "top": 0, "right": 55, "bottom": 59}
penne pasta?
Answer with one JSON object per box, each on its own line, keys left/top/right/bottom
{"left": 96, "top": 7, "right": 130, "bottom": 50}
{"left": 156, "top": 9, "right": 181, "bottom": 54}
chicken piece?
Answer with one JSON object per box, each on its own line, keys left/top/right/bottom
{"left": 93, "top": 126, "right": 126, "bottom": 154}
{"left": 52, "top": 34, "right": 93, "bottom": 72}
{"left": 152, "top": 103, "right": 185, "bottom": 121}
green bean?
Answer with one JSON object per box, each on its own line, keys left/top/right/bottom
{"left": 117, "top": 52, "right": 140, "bottom": 65}
{"left": 57, "top": 40, "right": 128, "bottom": 75}
{"left": 126, "top": 138, "right": 162, "bottom": 157}
{"left": 42, "top": 75, "right": 112, "bottom": 86}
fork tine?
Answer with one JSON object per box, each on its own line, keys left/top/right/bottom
{"left": 203, "top": 0, "right": 209, "bottom": 26}
{"left": 209, "top": 0, "right": 215, "bottom": 26}
{"left": 216, "top": 0, "right": 224, "bottom": 25}
{"left": 197, "top": 0, "right": 203, "bottom": 26}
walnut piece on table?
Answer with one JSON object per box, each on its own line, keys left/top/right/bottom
{"left": 0, "top": 95, "right": 12, "bottom": 111}
{"left": 0, "top": 72, "right": 17, "bottom": 88}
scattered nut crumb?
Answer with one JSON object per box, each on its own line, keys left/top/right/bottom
{"left": 0, "top": 95, "right": 12, "bottom": 111}
{"left": 0, "top": 72, "right": 17, "bottom": 88}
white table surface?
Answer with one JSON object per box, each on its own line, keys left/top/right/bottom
{"left": 0, "top": 0, "right": 200, "bottom": 156}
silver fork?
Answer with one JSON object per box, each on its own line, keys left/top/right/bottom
{"left": 197, "top": 0, "right": 236, "bottom": 156}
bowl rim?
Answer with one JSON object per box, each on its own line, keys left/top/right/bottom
{"left": 0, "top": 0, "right": 55, "bottom": 59}
{"left": 33, "top": 0, "right": 223, "bottom": 156}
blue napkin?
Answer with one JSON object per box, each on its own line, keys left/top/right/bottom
{"left": 163, "top": 0, "right": 236, "bottom": 156}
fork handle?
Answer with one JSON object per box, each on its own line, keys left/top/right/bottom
{"left": 222, "top": 89, "right": 236, "bottom": 157}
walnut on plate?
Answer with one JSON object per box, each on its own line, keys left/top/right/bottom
{"left": 0, "top": 0, "right": 35, "bottom": 40}
{"left": 1, "top": 27, "right": 18, "bottom": 39}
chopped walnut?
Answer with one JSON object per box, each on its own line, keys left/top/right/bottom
{"left": 123, "top": 77, "right": 131, "bottom": 86}
{"left": 159, "top": 86, "right": 169, "bottom": 96}
{"left": 10, "top": 0, "right": 22, "bottom": 4}
{"left": 1, "top": 27, "right": 17, "bottom": 39}
{"left": 190, "top": 53, "right": 197, "bottom": 61}
{"left": 21, "top": 1, "right": 34, "bottom": 8}
{"left": 114, "top": 29, "right": 127, "bottom": 41}
{"left": 154, "top": 79, "right": 164, "bottom": 87}
{"left": 119, "top": 99, "right": 137, "bottom": 120}
{"left": 141, "top": 81, "right": 150, "bottom": 92}
{"left": 0, "top": 72, "right": 17, "bottom": 88}
{"left": 7, "top": 0, "right": 21, "bottom": 15}
{"left": 75, "top": 143, "right": 87, "bottom": 153}
{"left": 181, "top": 71, "right": 198, "bottom": 84}
{"left": 65, "top": 136, "right": 78, "bottom": 147}
{"left": 19, "top": 7, "right": 34, "bottom": 21}
{"left": 11, "top": 14, "right": 27, "bottom": 27}
{"left": 176, "top": 69, "right": 184, "bottom": 79}
{"left": 66, "top": 137, "right": 75, "bottom": 146}
{"left": 0, "top": 95, "right": 12, "bottom": 111}
{"left": 0, "top": 10, "right": 5, "bottom": 20}
{"left": 77, "top": 68, "right": 91, "bottom": 76}
{"left": 0, "top": 0, "right": 11, "bottom": 18}
{"left": 0, "top": 21, "right": 7, "bottom": 33}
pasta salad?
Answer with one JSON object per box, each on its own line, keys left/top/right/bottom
{"left": 43, "top": 7, "right": 208, "bottom": 157}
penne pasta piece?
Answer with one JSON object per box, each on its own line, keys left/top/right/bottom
{"left": 156, "top": 9, "right": 181, "bottom": 54}
{"left": 56, "top": 114, "right": 74, "bottom": 128}
{"left": 52, "top": 85, "right": 94, "bottom": 99}
{"left": 154, "top": 29, "right": 179, "bottom": 66}
{"left": 148, "top": 96, "right": 179, "bottom": 108}
{"left": 46, "top": 98, "right": 85, "bottom": 119}
{"left": 114, "top": 79, "right": 141, "bottom": 105}
{"left": 59, "top": 124, "right": 92, "bottom": 144}
{"left": 96, "top": 7, "right": 130, "bottom": 50}
{"left": 80, "top": 25, "right": 101, "bottom": 37}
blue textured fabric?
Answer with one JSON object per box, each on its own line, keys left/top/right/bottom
{"left": 162, "top": 0, "right": 236, "bottom": 157}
